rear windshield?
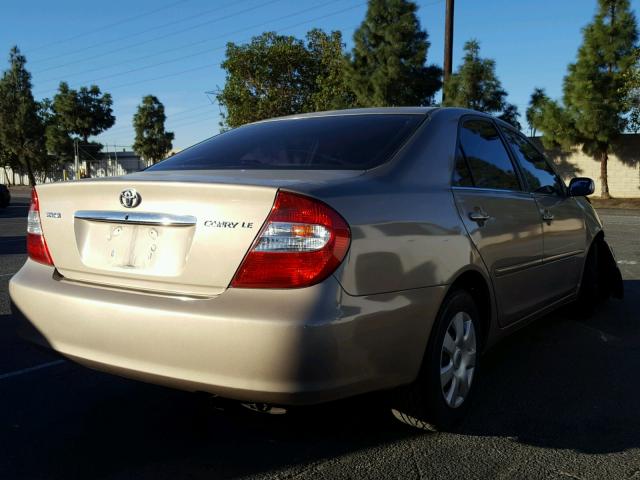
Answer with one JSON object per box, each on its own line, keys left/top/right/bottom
{"left": 149, "top": 114, "right": 424, "bottom": 171}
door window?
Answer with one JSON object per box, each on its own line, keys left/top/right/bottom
{"left": 452, "top": 145, "right": 474, "bottom": 187}
{"left": 457, "top": 119, "right": 520, "bottom": 191}
{"left": 501, "top": 128, "right": 565, "bottom": 195}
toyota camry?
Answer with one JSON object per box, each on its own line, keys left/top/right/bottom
{"left": 9, "top": 107, "right": 623, "bottom": 430}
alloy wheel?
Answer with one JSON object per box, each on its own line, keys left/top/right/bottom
{"left": 440, "top": 311, "right": 477, "bottom": 408}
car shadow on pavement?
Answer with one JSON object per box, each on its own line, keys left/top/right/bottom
{"left": 0, "top": 236, "right": 26, "bottom": 255}
{"left": 2, "top": 282, "right": 640, "bottom": 479}
{"left": 459, "top": 279, "right": 640, "bottom": 454}
{"left": 0, "top": 361, "right": 418, "bottom": 479}
{"left": 0, "top": 200, "right": 29, "bottom": 219}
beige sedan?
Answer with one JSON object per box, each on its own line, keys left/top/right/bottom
{"left": 9, "top": 108, "right": 623, "bottom": 430}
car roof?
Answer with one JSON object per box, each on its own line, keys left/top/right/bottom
{"left": 250, "top": 107, "right": 512, "bottom": 126}
{"left": 253, "top": 107, "right": 438, "bottom": 124}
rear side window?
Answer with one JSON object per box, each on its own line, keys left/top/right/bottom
{"left": 452, "top": 145, "right": 474, "bottom": 187}
{"left": 457, "top": 119, "right": 520, "bottom": 191}
{"left": 149, "top": 114, "right": 424, "bottom": 171}
{"left": 501, "top": 128, "right": 565, "bottom": 195}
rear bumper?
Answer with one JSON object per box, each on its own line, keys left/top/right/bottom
{"left": 9, "top": 260, "right": 445, "bottom": 405}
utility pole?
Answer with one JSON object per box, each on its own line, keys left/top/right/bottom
{"left": 443, "top": 0, "right": 455, "bottom": 100}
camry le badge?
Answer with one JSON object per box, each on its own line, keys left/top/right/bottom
{"left": 120, "top": 188, "right": 141, "bottom": 209}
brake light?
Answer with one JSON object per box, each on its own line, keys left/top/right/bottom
{"left": 27, "top": 188, "right": 54, "bottom": 266}
{"left": 231, "top": 191, "right": 350, "bottom": 288}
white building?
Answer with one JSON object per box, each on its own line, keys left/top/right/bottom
{"left": 1, "top": 150, "right": 149, "bottom": 185}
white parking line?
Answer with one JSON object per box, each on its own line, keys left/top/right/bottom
{"left": 0, "top": 360, "right": 65, "bottom": 381}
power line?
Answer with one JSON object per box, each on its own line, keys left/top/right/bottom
{"left": 108, "top": 108, "right": 218, "bottom": 135}
{"left": 32, "top": 0, "right": 286, "bottom": 73}
{"left": 167, "top": 113, "right": 220, "bottom": 129}
{"left": 51, "top": 0, "right": 347, "bottom": 91}
{"left": 104, "top": 105, "right": 218, "bottom": 136}
{"left": 36, "top": 0, "right": 340, "bottom": 86}
{"left": 39, "top": 2, "right": 365, "bottom": 97}
{"left": 26, "top": 0, "right": 190, "bottom": 54}
{"left": 34, "top": 0, "right": 357, "bottom": 97}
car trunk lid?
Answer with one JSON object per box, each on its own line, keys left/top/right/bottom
{"left": 36, "top": 179, "right": 280, "bottom": 297}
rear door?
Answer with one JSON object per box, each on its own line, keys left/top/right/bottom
{"left": 451, "top": 117, "right": 545, "bottom": 326}
{"left": 500, "top": 127, "right": 586, "bottom": 300}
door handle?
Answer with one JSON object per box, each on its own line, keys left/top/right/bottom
{"left": 542, "top": 209, "right": 554, "bottom": 222}
{"left": 468, "top": 209, "right": 490, "bottom": 224}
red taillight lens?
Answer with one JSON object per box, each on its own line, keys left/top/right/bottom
{"left": 27, "top": 188, "right": 54, "bottom": 266}
{"left": 231, "top": 191, "right": 350, "bottom": 288}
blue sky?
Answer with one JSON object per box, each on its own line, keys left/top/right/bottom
{"left": 1, "top": 0, "right": 638, "bottom": 151}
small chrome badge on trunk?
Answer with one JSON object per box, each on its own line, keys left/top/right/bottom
{"left": 46, "top": 212, "right": 61, "bottom": 219}
{"left": 120, "top": 188, "right": 142, "bottom": 208}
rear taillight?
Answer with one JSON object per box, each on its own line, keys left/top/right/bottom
{"left": 27, "top": 188, "right": 54, "bottom": 266}
{"left": 231, "top": 191, "right": 350, "bottom": 288}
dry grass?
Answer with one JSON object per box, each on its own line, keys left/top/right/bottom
{"left": 590, "top": 197, "right": 640, "bottom": 209}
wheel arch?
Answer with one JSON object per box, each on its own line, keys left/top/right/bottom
{"left": 444, "top": 268, "right": 494, "bottom": 350}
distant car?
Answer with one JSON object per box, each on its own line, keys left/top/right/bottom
{"left": 9, "top": 108, "right": 623, "bottom": 430}
{"left": 0, "top": 184, "right": 10, "bottom": 208}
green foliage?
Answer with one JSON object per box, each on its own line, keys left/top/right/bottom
{"left": 497, "top": 103, "right": 521, "bottom": 130}
{"left": 0, "top": 46, "right": 47, "bottom": 185}
{"left": 133, "top": 95, "right": 174, "bottom": 164}
{"left": 526, "top": 87, "right": 548, "bottom": 136}
{"left": 217, "top": 32, "right": 315, "bottom": 128}
{"left": 531, "top": 98, "right": 576, "bottom": 150}
{"left": 38, "top": 98, "right": 72, "bottom": 163}
{"left": 306, "top": 29, "right": 356, "bottom": 111}
{"left": 217, "top": 30, "right": 358, "bottom": 128}
{"left": 620, "top": 47, "right": 640, "bottom": 132}
{"left": 532, "top": 0, "right": 638, "bottom": 197}
{"left": 52, "top": 81, "right": 115, "bottom": 143}
{"left": 443, "top": 40, "right": 520, "bottom": 128}
{"left": 347, "top": 0, "right": 442, "bottom": 107}
{"left": 48, "top": 81, "right": 115, "bottom": 175}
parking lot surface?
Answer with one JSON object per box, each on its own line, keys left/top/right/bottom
{"left": 1, "top": 189, "right": 639, "bottom": 480}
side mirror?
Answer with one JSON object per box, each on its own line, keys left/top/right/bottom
{"left": 568, "top": 177, "right": 595, "bottom": 197}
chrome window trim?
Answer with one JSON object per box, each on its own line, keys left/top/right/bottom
{"left": 451, "top": 186, "right": 533, "bottom": 196}
{"left": 75, "top": 210, "right": 197, "bottom": 227}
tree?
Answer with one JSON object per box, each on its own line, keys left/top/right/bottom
{"left": 498, "top": 104, "right": 521, "bottom": 131}
{"left": 52, "top": 82, "right": 115, "bottom": 144}
{"left": 0, "top": 142, "right": 18, "bottom": 185}
{"left": 443, "top": 39, "right": 520, "bottom": 128}
{"left": 620, "top": 47, "right": 640, "bottom": 132}
{"left": 306, "top": 29, "right": 356, "bottom": 111}
{"left": 216, "top": 30, "right": 358, "bottom": 128}
{"left": 526, "top": 87, "right": 549, "bottom": 136}
{"left": 39, "top": 97, "right": 72, "bottom": 166}
{"left": 217, "top": 32, "right": 316, "bottom": 128}
{"left": 347, "top": 0, "right": 442, "bottom": 107}
{"left": 133, "top": 95, "right": 174, "bottom": 164}
{"left": 50, "top": 81, "right": 115, "bottom": 177}
{"left": 532, "top": 0, "right": 638, "bottom": 198}
{"left": 0, "top": 46, "right": 46, "bottom": 185}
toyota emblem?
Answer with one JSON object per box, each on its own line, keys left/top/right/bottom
{"left": 120, "top": 188, "right": 141, "bottom": 208}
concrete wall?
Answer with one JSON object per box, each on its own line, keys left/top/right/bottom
{"left": 535, "top": 134, "right": 640, "bottom": 198}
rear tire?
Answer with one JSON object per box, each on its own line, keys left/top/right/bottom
{"left": 391, "top": 290, "right": 480, "bottom": 431}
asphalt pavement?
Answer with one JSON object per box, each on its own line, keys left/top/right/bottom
{"left": 1, "top": 189, "right": 639, "bottom": 480}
